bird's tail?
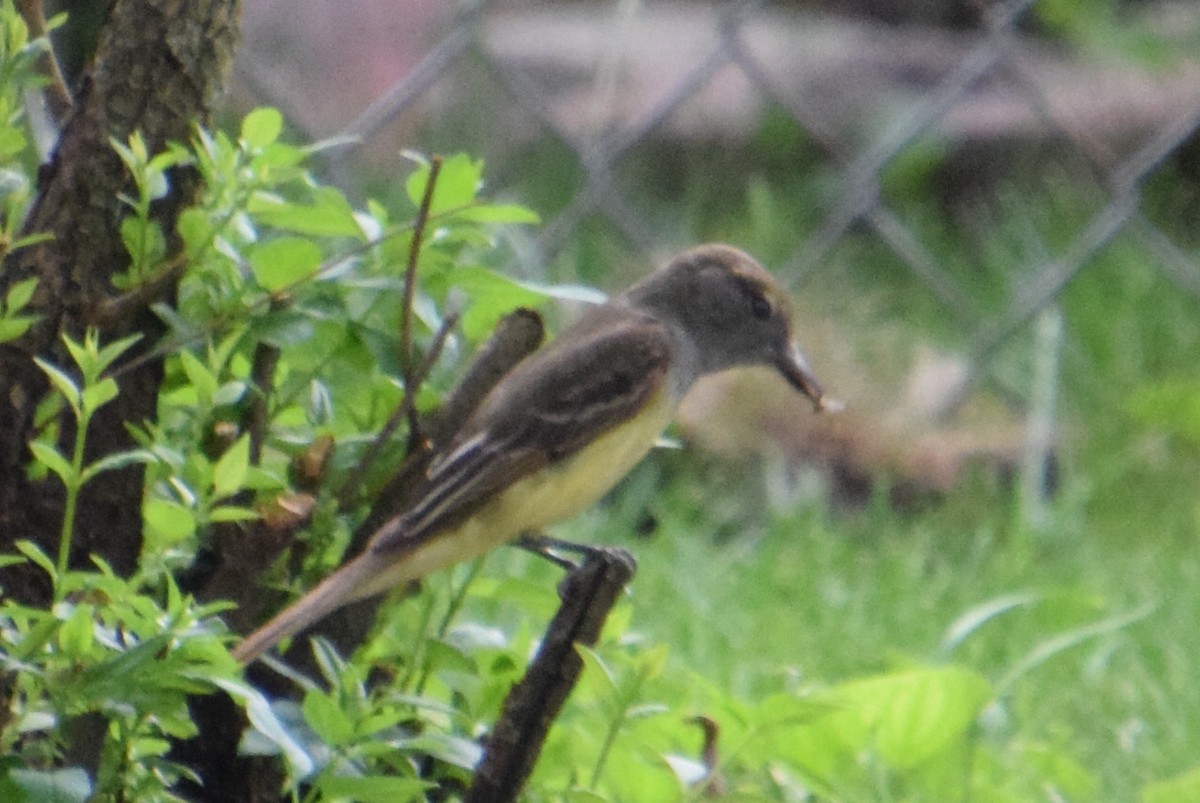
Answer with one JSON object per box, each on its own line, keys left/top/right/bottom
{"left": 231, "top": 553, "right": 378, "bottom": 665}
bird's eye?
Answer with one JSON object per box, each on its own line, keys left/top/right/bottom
{"left": 750, "top": 293, "right": 772, "bottom": 320}
{"left": 732, "top": 276, "right": 773, "bottom": 320}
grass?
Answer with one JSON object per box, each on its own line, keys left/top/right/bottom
{"left": 509, "top": 434, "right": 1193, "bottom": 799}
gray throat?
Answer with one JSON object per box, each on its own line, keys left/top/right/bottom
{"left": 659, "top": 316, "right": 705, "bottom": 403}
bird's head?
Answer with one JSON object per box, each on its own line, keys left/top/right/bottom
{"left": 628, "top": 244, "right": 837, "bottom": 412}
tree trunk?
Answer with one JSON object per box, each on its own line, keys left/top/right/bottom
{"left": 0, "top": 0, "right": 240, "bottom": 605}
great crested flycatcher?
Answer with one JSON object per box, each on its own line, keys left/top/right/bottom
{"left": 232, "top": 244, "right": 834, "bottom": 664}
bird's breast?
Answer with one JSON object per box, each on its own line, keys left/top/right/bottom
{"left": 519, "top": 384, "right": 675, "bottom": 527}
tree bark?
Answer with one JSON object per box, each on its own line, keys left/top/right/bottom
{"left": 0, "top": 0, "right": 240, "bottom": 605}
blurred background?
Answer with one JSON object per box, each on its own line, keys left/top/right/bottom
{"left": 54, "top": 0, "right": 1200, "bottom": 796}
{"left": 214, "top": 0, "right": 1200, "bottom": 513}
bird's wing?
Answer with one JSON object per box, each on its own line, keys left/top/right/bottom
{"left": 369, "top": 314, "right": 672, "bottom": 556}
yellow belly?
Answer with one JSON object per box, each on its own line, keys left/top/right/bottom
{"left": 383, "top": 388, "right": 674, "bottom": 586}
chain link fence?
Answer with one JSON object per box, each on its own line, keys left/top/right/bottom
{"left": 236, "top": 0, "right": 1200, "bottom": 430}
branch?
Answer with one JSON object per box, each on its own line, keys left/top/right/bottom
{"left": 400, "top": 154, "right": 443, "bottom": 450}
{"left": 14, "top": 0, "right": 73, "bottom": 121}
{"left": 335, "top": 308, "right": 460, "bottom": 510}
{"left": 465, "top": 547, "right": 637, "bottom": 803}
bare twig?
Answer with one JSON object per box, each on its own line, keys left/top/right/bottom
{"left": 86, "top": 253, "right": 190, "bottom": 327}
{"left": 425, "top": 307, "right": 544, "bottom": 444}
{"left": 14, "top": 0, "right": 73, "bottom": 121}
{"left": 400, "top": 155, "right": 443, "bottom": 449}
{"left": 689, "top": 715, "right": 727, "bottom": 797}
{"left": 244, "top": 340, "right": 280, "bottom": 466}
{"left": 335, "top": 308, "right": 460, "bottom": 509}
{"left": 465, "top": 547, "right": 637, "bottom": 803}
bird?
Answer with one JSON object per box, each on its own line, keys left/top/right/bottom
{"left": 232, "top": 244, "right": 834, "bottom": 664}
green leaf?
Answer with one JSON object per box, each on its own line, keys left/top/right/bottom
{"left": 57, "top": 604, "right": 96, "bottom": 658}
{"left": 93, "top": 332, "right": 141, "bottom": 374}
{"left": 214, "top": 677, "right": 314, "bottom": 777}
{"left": 79, "top": 449, "right": 156, "bottom": 485}
{"left": 576, "top": 644, "right": 620, "bottom": 704}
{"left": 147, "top": 144, "right": 191, "bottom": 179}
{"left": 559, "top": 789, "right": 610, "bottom": 803}
{"left": 248, "top": 237, "right": 322, "bottom": 292}
{"left": 5, "top": 277, "right": 38, "bottom": 311}
{"left": 33, "top": 358, "right": 80, "bottom": 410}
{"left": 62, "top": 333, "right": 92, "bottom": 376}
{"left": 211, "top": 435, "right": 250, "bottom": 499}
{"left": 28, "top": 441, "right": 74, "bottom": 486}
{"left": 15, "top": 539, "right": 56, "bottom": 583}
{"left": 177, "top": 207, "right": 213, "bottom": 257}
{"left": 253, "top": 309, "right": 316, "bottom": 348}
{"left": 438, "top": 265, "right": 547, "bottom": 341}
{"left": 396, "top": 734, "right": 482, "bottom": 771}
{"left": 208, "top": 505, "right": 259, "bottom": 523}
{"left": 80, "top": 377, "right": 118, "bottom": 417}
{"left": 451, "top": 203, "right": 540, "bottom": 224}
{"left": 178, "top": 350, "right": 219, "bottom": 404}
{"left": 240, "top": 107, "right": 284, "bottom": 149}
{"left": 143, "top": 167, "right": 169, "bottom": 202}
{"left": 406, "top": 153, "right": 484, "bottom": 215}
{"left": 1141, "top": 764, "right": 1200, "bottom": 803}
{"left": 302, "top": 689, "right": 354, "bottom": 747}
{"left": 213, "top": 380, "right": 248, "bottom": 408}
{"left": 0, "top": 315, "right": 36, "bottom": 343}
{"left": 315, "top": 776, "right": 431, "bottom": 803}
{"left": 837, "top": 666, "right": 992, "bottom": 769}
{"left": 143, "top": 498, "right": 197, "bottom": 544}
{"left": 513, "top": 279, "right": 606, "bottom": 305}
{"left": 0, "top": 766, "right": 92, "bottom": 803}
{"left": 9, "top": 232, "right": 53, "bottom": 252}
{"left": 0, "top": 126, "right": 27, "bottom": 159}
{"left": 255, "top": 141, "right": 311, "bottom": 171}
{"left": 308, "top": 636, "right": 349, "bottom": 689}
{"left": 250, "top": 187, "right": 363, "bottom": 238}
{"left": 120, "top": 217, "right": 167, "bottom": 269}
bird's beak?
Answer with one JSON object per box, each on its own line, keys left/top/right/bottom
{"left": 775, "top": 344, "right": 842, "bottom": 413}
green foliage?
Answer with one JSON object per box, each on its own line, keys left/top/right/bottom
{"left": 5, "top": 64, "right": 548, "bottom": 798}
{"left": 31, "top": 330, "right": 153, "bottom": 581}
{"left": 0, "top": 0, "right": 46, "bottom": 163}
{"left": 111, "top": 132, "right": 192, "bottom": 288}
{"left": 0, "top": 0, "right": 54, "bottom": 324}
{"left": 0, "top": 275, "right": 38, "bottom": 342}
{"left": 0, "top": 543, "right": 237, "bottom": 802}
{"left": 5, "top": 8, "right": 552, "bottom": 791}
